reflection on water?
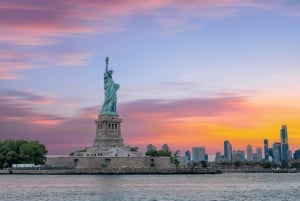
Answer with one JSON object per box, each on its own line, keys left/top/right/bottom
{"left": 0, "top": 173, "right": 299, "bottom": 201}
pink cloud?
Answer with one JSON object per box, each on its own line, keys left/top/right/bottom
{"left": 0, "top": 91, "right": 256, "bottom": 154}
{"left": 0, "top": 0, "right": 290, "bottom": 47}
{"left": 1, "top": 92, "right": 299, "bottom": 155}
{"left": 0, "top": 93, "right": 94, "bottom": 154}
{"left": 0, "top": 48, "right": 93, "bottom": 79}
{"left": 0, "top": 62, "right": 32, "bottom": 80}
{"left": 0, "top": 0, "right": 294, "bottom": 79}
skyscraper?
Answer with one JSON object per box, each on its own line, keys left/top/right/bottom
{"left": 192, "top": 147, "right": 206, "bottom": 163}
{"left": 273, "top": 142, "right": 281, "bottom": 164}
{"left": 246, "top": 144, "right": 253, "bottom": 161}
{"left": 294, "top": 150, "right": 300, "bottom": 160}
{"left": 264, "top": 139, "right": 269, "bottom": 161}
{"left": 185, "top": 150, "right": 191, "bottom": 161}
{"left": 280, "top": 125, "right": 289, "bottom": 162}
{"left": 224, "top": 140, "right": 232, "bottom": 162}
{"left": 256, "top": 147, "right": 262, "bottom": 162}
{"left": 233, "top": 150, "right": 246, "bottom": 162}
{"left": 215, "top": 152, "right": 222, "bottom": 163}
{"left": 161, "top": 144, "right": 170, "bottom": 152}
{"left": 147, "top": 144, "right": 156, "bottom": 152}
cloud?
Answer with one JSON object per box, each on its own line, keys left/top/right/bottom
{"left": 119, "top": 96, "right": 254, "bottom": 117}
{"left": 0, "top": 0, "right": 294, "bottom": 47}
{"left": 118, "top": 95, "right": 261, "bottom": 151}
{"left": 2, "top": 89, "right": 53, "bottom": 104}
{"left": 0, "top": 0, "right": 297, "bottom": 79}
{"left": 1, "top": 91, "right": 300, "bottom": 154}
{"left": 54, "top": 52, "right": 92, "bottom": 67}
{"left": 0, "top": 91, "right": 257, "bottom": 154}
{"left": 0, "top": 93, "right": 94, "bottom": 154}
{"left": 0, "top": 48, "right": 92, "bottom": 80}
{"left": 0, "top": 49, "right": 33, "bottom": 79}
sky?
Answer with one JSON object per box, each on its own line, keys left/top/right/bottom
{"left": 1, "top": 0, "right": 300, "bottom": 155}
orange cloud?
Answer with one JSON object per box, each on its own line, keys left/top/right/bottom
{"left": 1, "top": 92, "right": 299, "bottom": 155}
{"left": 119, "top": 96, "right": 300, "bottom": 154}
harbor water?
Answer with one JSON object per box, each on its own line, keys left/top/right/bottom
{"left": 0, "top": 173, "right": 299, "bottom": 201}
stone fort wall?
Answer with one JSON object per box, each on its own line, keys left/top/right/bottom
{"left": 46, "top": 156, "right": 172, "bottom": 169}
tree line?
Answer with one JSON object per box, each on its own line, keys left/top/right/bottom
{"left": 0, "top": 139, "right": 48, "bottom": 169}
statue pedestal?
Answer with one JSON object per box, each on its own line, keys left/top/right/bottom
{"left": 93, "top": 114, "right": 124, "bottom": 148}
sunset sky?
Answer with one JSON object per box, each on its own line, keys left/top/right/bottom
{"left": 1, "top": 0, "right": 300, "bottom": 155}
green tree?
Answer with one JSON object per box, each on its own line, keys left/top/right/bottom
{"left": 234, "top": 161, "right": 242, "bottom": 169}
{"left": 171, "top": 150, "right": 180, "bottom": 168}
{"left": 129, "top": 146, "right": 139, "bottom": 152}
{"left": 201, "top": 160, "right": 208, "bottom": 168}
{"left": 262, "top": 162, "right": 272, "bottom": 169}
{"left": 145, "top": 149, "right": 171, "bottom": 157}
{"left": 291, "top": 162, "right": 300, "bottom": 169}
{"left": 0, "top": 140, "right": 48, "bottom": 168}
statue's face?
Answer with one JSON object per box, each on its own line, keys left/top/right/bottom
{"left": 108, "top": 70, "right": 113, "bottom": 76}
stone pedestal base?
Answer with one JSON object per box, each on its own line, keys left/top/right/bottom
{"left": 93, "top": 114, "right": 124, "bottom": 148}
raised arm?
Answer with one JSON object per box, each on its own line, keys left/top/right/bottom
{"left": 105, "top": 56, "right": 109, "bottom": 73}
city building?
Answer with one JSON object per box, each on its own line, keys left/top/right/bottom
{"left": 253, "top": 153, "right": 257, "bottom": 162}
{"left": 268, "top": 148, "right": 273, "bottom": 161}
{"left": 233, "top": 150, "right": 246, "bottom": 162}
{"left": 246, "top": 144, "right": 253, "bottom": 161}
{"left": 178, "top": 156, "right": 188, "bottom": 167}
{"left": 215, "top": 152, "right": 223, "bottom": 163}
{"left": 273, "top": 142, "right": 281, "bottom": 164}
{"left": 205, "top": 154, "right": 208, "bottom": 161}
{"left": 147, "top": 144, "right": 156, "bottom": 152}
{"left": 161, "top": 144, "right": 170, "bottom": 152}
{"left": 280, "top": 125, "right": 290, "bottom": 162}
{"left": 185, "top": 150, "right": 191, "bottom": 161}
{"left": 224, "top": 140, "right": 232, "bottom": 162}
{"left": 256, "top": 147, "right": 262, "bottom": 163}
{"left": 264, "top": 139, "right": 269, "bottom": 161}
{"left": 192, "top": 147, "right": 206, "bottom": 163}
{"left": 294, "top": 149, "right": 300, "bottom": 160}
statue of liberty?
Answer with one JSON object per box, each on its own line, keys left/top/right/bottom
{"left": 100, "top": 57, "right": 120, "bottom": 115}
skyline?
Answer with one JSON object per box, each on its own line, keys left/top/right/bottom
{"left": 1, "top": 0, "right": 300, "bottom": 155}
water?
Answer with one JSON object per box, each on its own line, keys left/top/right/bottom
{"left": 0, "top": 173, "right": 299, "bottom": 201}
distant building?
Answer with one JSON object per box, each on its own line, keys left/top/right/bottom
{"left": 268, "top": 148, "right": 273, "bottom": 160}
{"left": 256, "top": 147, "right": 262, "bottom": 163}
{"left": 215, "top": 152, "right": 223, "bottom": 163}
{"left": 273, "top": 142, "right": 281, "bottom": 164}
{"left": 185, "top": 150, "right": 191, "bottom": 161}
{"left": 253, "top": 153, "right": 257, "bottom": 162}
{"left": 12, "top": 164, "right": 36, "bottom": 168}
{"left": 161, "top": 144, "right": 170, "bottom": 152}
{"left": 147, "top": 144, "right": 156, "bottom": 152}
{"left": 294, "top": 149, "right": 300, "bottom": 160}
{"left": 192, "top": 147, "right": 206, "bottom": 163}
{"left": 224, "top": 140, "right": 232, "bottom": 162}
{"left": 264, "top": 139, "right": 269, "bottom": 161}
{"left": 205, "top": 154, "right": 208, "bottom": 162}
{"left": 280, "top": 125, "right": 290, "bottom": 161}
{"left": 178, "top": 156, "right": 188, "bottom": 167}
{"left": 233, "top": 150, "right": 245, "bottom": 162}
{"left": 247, "top": 144, "right": 253, "bottom": 161}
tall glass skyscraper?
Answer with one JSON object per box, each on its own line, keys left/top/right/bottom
{"left": 185, "top": 150, "right": 191, "bottom": 161}
{"left": 246, "top": 144, "right": 253, "bottom": 161}
{"left": 273, "top": 142, "right": 281, "bottom": 164}
{"left": 264, "top": 139, "right": 269, "bottom": 161}
{"left": 192, "top": 147, "right": 206, "bottom": 163}
{"left": 224, "top": 140, "right": 232, "bottom": 162}
{"left": 280, "top": 125, "right": 289, "bottom": 161}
